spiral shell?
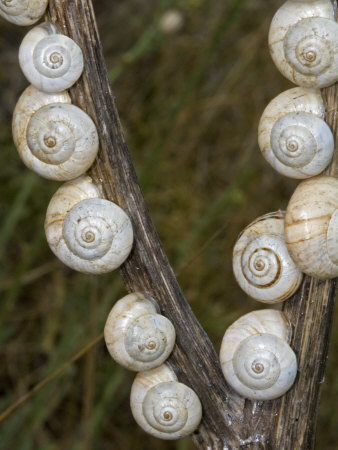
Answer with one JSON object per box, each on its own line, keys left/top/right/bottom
{"left": 45, "top": 176, "right": 134, "bottom": 274}
{"left": 12, "top": 85, "right": 99, "bottom": 181}
{"left": 19, "top": 22, "right": 84, "bottom": 93}
{"left": 220, "top": 310, "right": 297, "bottom": 400}
{"left": 104, "top": 293, "right": 176, "bottom": 371}
{"left": 130, "top": 364, "right": 202, "bottom": 440}
{"left": 233, "top": 211, "right": 303, "bottom": 304}
{"left": 258, "top": 87, "right": 334, "bottom": 179}
{"left": 269, "top": 0, "right": 338, "bottom": 88}
{"left": 285, "top": 176, "right": 338, "bottom": 279}
{"left": 0, "top": 0, "right": 48, "bottom": 26}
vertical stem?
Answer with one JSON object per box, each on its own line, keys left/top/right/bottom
{"left": 46, "top": 1, "right": 337, "bottom": 448}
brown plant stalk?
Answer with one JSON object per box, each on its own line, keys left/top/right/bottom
{"left": 40, "top": 0, "right": 338, "bottom": 448}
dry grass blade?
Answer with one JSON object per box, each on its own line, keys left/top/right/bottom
{"left": 0, "top": 333, "right": 104, "bottom": 423}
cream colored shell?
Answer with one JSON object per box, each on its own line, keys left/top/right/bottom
{"left": 45, "top": 176, "right": 134, "bottom": 274}
{"left": 220, "top": 310, "right": 297, "bottom": 401}
{"left": 285, "top": 176, "right": 338, "bottom": 279}
{"left": 104, "top": 292, "right": 176, "bottom": 371}
{"left": 233, "top": 211, "right": 303, "bottom": 304}
{"left": 19, "top": 22, "right": 84, "bottom": 93}
{"left": 130, "top": 364, "right": 202, "bottom": 440}
{"left": 269, "top": 0, "right": 338, "bottom": 88}
{"left": 258, "top": 87, "right": 334, "bottom": 178}
{"left": 12, "top": 85, "right": 99, "bottom": 181}
{"left": 0, "top": 0, "right": 48, "bottom": 26}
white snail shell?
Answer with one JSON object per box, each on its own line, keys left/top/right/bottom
{"left": 269, "top": 0, "right": 338, "bottom": 88}
{"left": 19, "top": 22, "right": 84, "bottom": 93}
{"left": 104, "top": 292, "right": 176, "bottom": 371}
{"left": 233, "top": 211, "right": 303, "bottom": 304}
{"left": 220, "top": 310, "right": 297, "bottom": 401}
{"left": 12, "top": 85, "right": 99, "bottom": 181}
{"left": 45, "top": 176, "right": 134, "bottom": 274}
{"left": 130, "top": 364, "right": 202, "bottom": 440}
{"left": 258, "top": 87, "right": 334, "bottom": 179}
{"left": 285, "top": 176, "right": 338, "bottom": 279}
{"left": 0, "top": 0, "right": 48, "bottom": 26}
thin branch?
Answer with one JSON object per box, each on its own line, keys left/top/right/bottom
{"left": 0, "top": 333, "right": 104, "bottom": 423}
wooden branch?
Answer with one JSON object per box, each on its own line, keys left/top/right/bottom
{"left": 46, "top": 1, "right": 337, "bottom": 448}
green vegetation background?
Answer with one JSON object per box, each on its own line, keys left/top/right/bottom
{"left": 0, "top": 0, "right": 337, "bottom": 448}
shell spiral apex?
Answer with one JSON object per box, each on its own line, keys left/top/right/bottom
{"left": 269, "top": 0, "right": 338, "bottom": 88}
{"left": 13, "top": 86, "right": 99, "bottom": 180}
{"left": 233, "top": 211, "right": 303, "bottom": 304}
{"left": 104, "top": 292, "right": 176, "bottom": 371}
{"left": 45, "top": 176, "right": 134, "bottom": 274}
{"left": 258, "top": 87, "right": 334, "bottom": 179}
{"left": 0, "top": 0, "right": 48, "bottom": 26}
{"left": 220, "top": 310, "right": 297, "bottom": 400}
{"left": 130, "top": 365, "right": 202, "bottom": 440}
{"left": 285, "top": 176, "right": 338, "bottom": 279}
{"left": 19, "top": 22, "right": 84, "bottom": 93}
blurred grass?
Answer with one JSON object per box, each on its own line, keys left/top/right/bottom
{"left": 0, "top": 0, "right": 337, "bottom": 448}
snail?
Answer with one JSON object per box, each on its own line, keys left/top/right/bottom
{"left": 19, "top": 22, "right": 84, "bottom": 93}
{"left": 258, "top": 87, "right": 334, "bottom": 179}
{"left": 233, "top": 211, "right": 303, "bottom": 304}
{"left": 45, "top": 175, "right": 134, "bottom": 274}
{"left": 220, "top": 309, "right": 297, "bottom": 401}
{"left": 268, "top": 0, "right": 338, "bottom": 88}
{"left": 104, "top": 292, "right": 176, "bottom": 371}
{"left": 12, "top": 85, "right": 99, "bottom": 181}
{"left": 0, "top": 0, "right": 48, "bottom": 26}
{"left": 130, "top": 364, "right": 202, "bottom": 440}
{"left": 285, "top": 175, "right": 338, "bottom": 279}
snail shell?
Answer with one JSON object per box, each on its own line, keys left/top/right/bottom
{"left": 258, "top": 87, "right": 334, "bottom": 179}
{"left": 220, "top": 310, "right": 297, "bottom": 401}
{"left": 269, "top": 0, "right": 338, "bottom": 88}
{"left": 285, "top": 176, "right": 338, "bottom": 279}
{"left": 130, "top": 364, "right": 202, "bottom": 440}
{"left": 19, "top": 22, "right": 84, "bottom": 93}
{"left": 233, "top": 211, "right": 303, "bottom": 304}
{"left": 12, "top": 85, "right": 99, "bottom": 181}
{"left": 0, "top": 0, "right": 48, "bottom": 26}
{"left": 104, "top": 292, "right": 176, "bottom": 371}
{"left": 45, "top": 176, "right": 134, "bottom": 274}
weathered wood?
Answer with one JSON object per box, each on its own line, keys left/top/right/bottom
{"left": 46, "top": 2, "right": 245, "bottom": 448}
{"left": 47, "top": 1, "right": 337, "bottom": 448}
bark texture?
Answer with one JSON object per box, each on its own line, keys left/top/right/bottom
{"left": 47, "top": 1, "right": 337, "bottom": 448}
